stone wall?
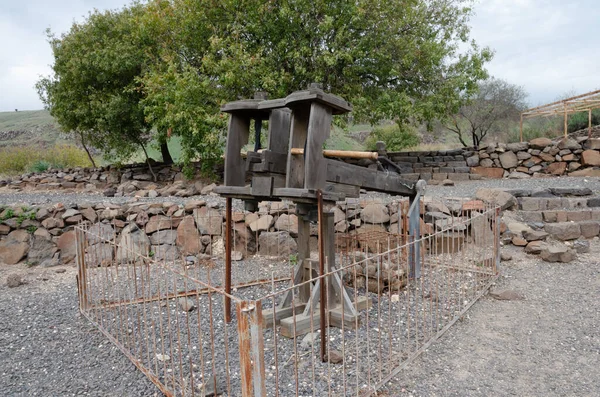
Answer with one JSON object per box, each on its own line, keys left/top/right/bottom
{"left": 0, "top": 197, "right": 491, "bottom": 270}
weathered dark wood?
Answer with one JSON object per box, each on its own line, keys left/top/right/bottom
{"left": 224, "top": 115, "right": 250, "bottom": 187}
{"left": 251, "top": 176, "right": 274, "bottom": 197}
{"left": 272, "top": 188, "right": 344, "bottom": 203}
{"left": 305, "top": 102, "right": 332, "bottom": 190}
{"left": 247, "top": 150, "right": 287, "bottom": 174}
{"left": 262, "top": 302, "right": 306, "bottom": 328}
{"left": 285, "top": 86, "right": 352, "bottom": 115}
{"left": 286, "top": 107, "right": 309, "bottom": 188}
{"left": 326, "top": 159, "right": 416, "bottom": 196}
{"left": 267, "top": 109, "right": 291, "bottom": 153}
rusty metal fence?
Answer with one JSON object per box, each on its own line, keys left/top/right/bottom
{"left": 75, "top": 197, "right": 500, "bottom": 396}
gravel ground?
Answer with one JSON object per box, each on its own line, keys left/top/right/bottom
{"left": 385, "top": 242, "right": 600, "bottom": 396}
{"left": 2, "top": 177, "right": 600, "bottom": 397}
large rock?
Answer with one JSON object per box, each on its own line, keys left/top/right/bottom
{"left": 27, "top": 236, "right": 58, "bottom": 265}
{"left": 546, "top": 162, "right": 567, "bottom": 175}
{"left": 529, "top": 137, "right": 553, "bottom": 149}
{"left": 581, "top": 150, "right": 600, "bottom": 166}
{"left": 84, "top": 243, "right": 114, "bottom": 267}
{"left": 233, "top": 222, "right": 256, "bottom": 254}
{"left": 57, "top": 230, "right": 77, "bottom": 264}
{"left": 557, "top": 137, "right": 581, "bottom": 150}
{"left": 176, "top": 215, "right": 201, "bottom": 255}
{"left": 273, "top": 213, "right": 299, "bottom": 236}
{"left": 360, "top": 203, "right": 390, "bottom": 224}
{"left": 145, "top": 215, "right": 176, "bottom": 234}
{"left": 41, "top": 217, "right": 64, "bottom": 229}
{"left": 506, "top": 142, "right": 529, "bottom": 152}
{"left": 544, "top": 222, "right": 581, "bottom": 240}
{"left": 540, "top": 242, "right": 576, "bottom": 263}
{"left": 475, "top": 189, "right": 517, "bottom": 210}
{"left": 149, "top": 230, "right": 178, "bottom": 245}
{"left": 86, "top": 223, "right": 115, "bottom": 245}
{"left": 249, "top": 215, "right": 274, "bottom": 233}
{"left": 0, "top": 230, "right": 30, "bottom": 265}
{"left": 499, "top": 151, "right": 518, "bottom": 169}
{"left": 258, "top": 231, "right": 297, "bottom": 257}
{"left": 116, "top": 224, "right": 151, "bottom": 263}
{"left": 193, "top": 207, "right": 223, "bottom": 235}
{"left": 466, "top": 155, "right": 480, "bottom": 167}
{"left": 151, "top": 244, "right": 179, "bottom": 262}
{"left": 470, "top": 167, "right": 504, "bottom": 179}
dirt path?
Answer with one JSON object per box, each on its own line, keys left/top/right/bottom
{"left": 385, "top": 242, "right": 600, "bottom": 396}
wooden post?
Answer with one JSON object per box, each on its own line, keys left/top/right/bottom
{"left": 520, "top": 114, "right": 524, "bottom": 143}
{"left": 564, "top": 103, "right": 568, "bottom": 138}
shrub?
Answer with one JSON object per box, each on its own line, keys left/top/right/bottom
{"left": 568, "top": 109, "right": 600, "bottom": 133}
{"left": 0, "top": 144, "right": 93, "bottom": 175}
{"left": 365, "top": 123, "right": 420, "bottom": 152}
{"left": 29, "top": 160, "right": 51, "bottom": 173}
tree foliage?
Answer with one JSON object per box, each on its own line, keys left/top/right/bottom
{"left": 39, "top": 0, "right": 492, "bottom": 172}
{"left": 445, "top": 78, "right": 528, "bottom": 147}
{"left": 36, "top": 5, "right": 158, "bottom": 165}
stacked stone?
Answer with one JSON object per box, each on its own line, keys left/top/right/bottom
{"left": 0, "top": 198, "right": 491, "bottom": 270}
{"left": 385, "top": 148, "right": 478, "bottom": 184}
{"left": 470, "top": 137, "right": 600, "bottom": 179}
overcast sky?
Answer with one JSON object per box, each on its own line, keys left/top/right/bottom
{"left": 1, "top": 0, "right": 599, "bottom": 112}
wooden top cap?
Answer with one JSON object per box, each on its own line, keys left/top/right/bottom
{"left": 284, "top": 86, "right": 352, "bottom": 115}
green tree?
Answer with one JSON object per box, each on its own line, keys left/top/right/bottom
{"left": 445, "top": 78, "right": 528, "bottom": 147}
{"left": 140, "top": 0, "right": 492, "bottom": 162}
{"left": 36, "top": 5, "right": 171, "bottom": 176}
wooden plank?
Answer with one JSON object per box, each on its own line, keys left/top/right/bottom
{"left": 272, "top": 188, "right": 344, "bottom": 202}
{"left": 286, "top": 107, "right": 309, "bottom": 189}
{"left": 267, "top": 109, "right": 291, "bottom": 153}
{"left": 262, "top": 302, "right": 306, "bottom": 329}
{"left": 280, "top": 307, "right": 360, "bottom": 338}
{"left": 248, "top": 150, "right": 287, "bottom": 174}
{"left": 224, "top": 115, "right": 250, "bottom": 186}
{"left": 304, "top": 102, "right": 332, "bottom": 189}
{"left": 325, "top": 159, "right": 416, "bottom": 196}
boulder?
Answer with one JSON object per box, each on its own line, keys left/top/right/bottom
{"left": 116, "top": 224, "right": 151, "bottom": 263}
{"left": 176, "top": 215, "right": 201, "bottom": 255}
{"left": 466, "top": 155, "right": 480, "bottom": 167}
{"left": 80, "top": 208, "right": 98, "bottom": 223}
{"left": 470, "top": 167, "right": 503, "bottom": 179}
{"left": 557, "top": 137, "right": 581, "bottom": 150}
{"left": 87, "top": 223, "right": 115, "bottom": 245}
{"left": 573, "top": 239, "right": 590, "bottom": 254}
{"left": 546, "top": 162, "right": 567, "bottom": 175}
{"left": 145, "top": 215, "right": 176, "bottom": 234}
{"left": 0, "top": 230, "right": 30, "bottom": 265}
{"left": 475, "top": 189, "right": 517, "bottom": 210}
{"left": 258, "top": 231, "right": 297, "bottom": 256}
{"left": 273, "top": 213, "right": 299, "bottom": 236}
{"left": 360, "top": 203, "right": 390, "bottom": 224}
{"left": 540, "top": 242, "right": 576, "bottom": 263}
{"left": 529, "top": 137, "right": 553, "bottom": 149}
{"left": 149, "top": 230, "right": 178, "bottom": 245}
{"left": 61, "top": 208, "right": 81, "bottom": 219}
{"left": 506, "top": 142, "right": 529, "bottom": 152}
{"left": 151, "top": 244, "right": 179, "bottom": 262}
{"left": 57, "top": 230, "right": 77, "bottom": 264}
{"left": 41, "top": 217, "right": 64, "bottom": 229}
{"left": 84, "top": 244, "right": 114, "bottom": 267}
{"left": 581, "top": 150, "right": 600, "bottom": 166}
{"left": 544, "top": 222, "right": 581, "bottom": 240}
{"left": 522, "top": 230, "right": 548, "bottom": 242}
{"left": 193, "top": 207, "right": 223, "bottom": 235}
{"left": 249, "top": 215, "right": 274, "bottom": 233}
{"left": 27, "top": 236, "right": 58, "bottom": 265}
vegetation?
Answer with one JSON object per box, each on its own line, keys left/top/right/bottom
{"left": 365, "top": 124, "right": 420, "bottom": 151}
{"left": 568, "top": 109, "right": 600, "bottom": 133}
{"left": 444, "top": 78, "right": 528, "bottom": 147}
{"left": 37, "top": 0, "right": 491, "bottom": 176}
{"left": 0, "top": 145, "right": 93, "bottom": 176}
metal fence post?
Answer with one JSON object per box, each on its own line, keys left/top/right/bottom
{"left": 237, "top": 300, "right": 266, "bottom": 397}
{"left": 75, "top": 226, "right": 88, "bottom": 312}
{"left": 408, "top": 180, "right": 426, "bottom": 279}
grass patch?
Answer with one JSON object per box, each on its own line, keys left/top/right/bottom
{"left": 0, "top": 144, "right": 94, "bottom": 176}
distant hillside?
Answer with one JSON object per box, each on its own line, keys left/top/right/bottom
{"left": 0, "top": 110, "right": 68, "bottom": 148}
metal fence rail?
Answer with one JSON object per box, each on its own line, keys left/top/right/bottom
{"left": 75, "top": 197, "right": 500, "bottom": 396}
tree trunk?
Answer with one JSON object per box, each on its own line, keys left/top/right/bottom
{"left": 160, "top": 142, "right": 173, "bottom": 164}
{"left": 139, "top": 142, "right": 157, "bottom": 182}
{"left": 472, "top": 131, "right": 479, "bottom": 149}
{"left": 79, "top": 131, "right": 97, "bottom": 168}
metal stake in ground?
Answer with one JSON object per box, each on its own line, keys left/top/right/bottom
{"left": 225, "top": 197, "right": 232, "bottom": 323}
{"left": 317, "top": 190, "right": 327, "bottom": 362}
